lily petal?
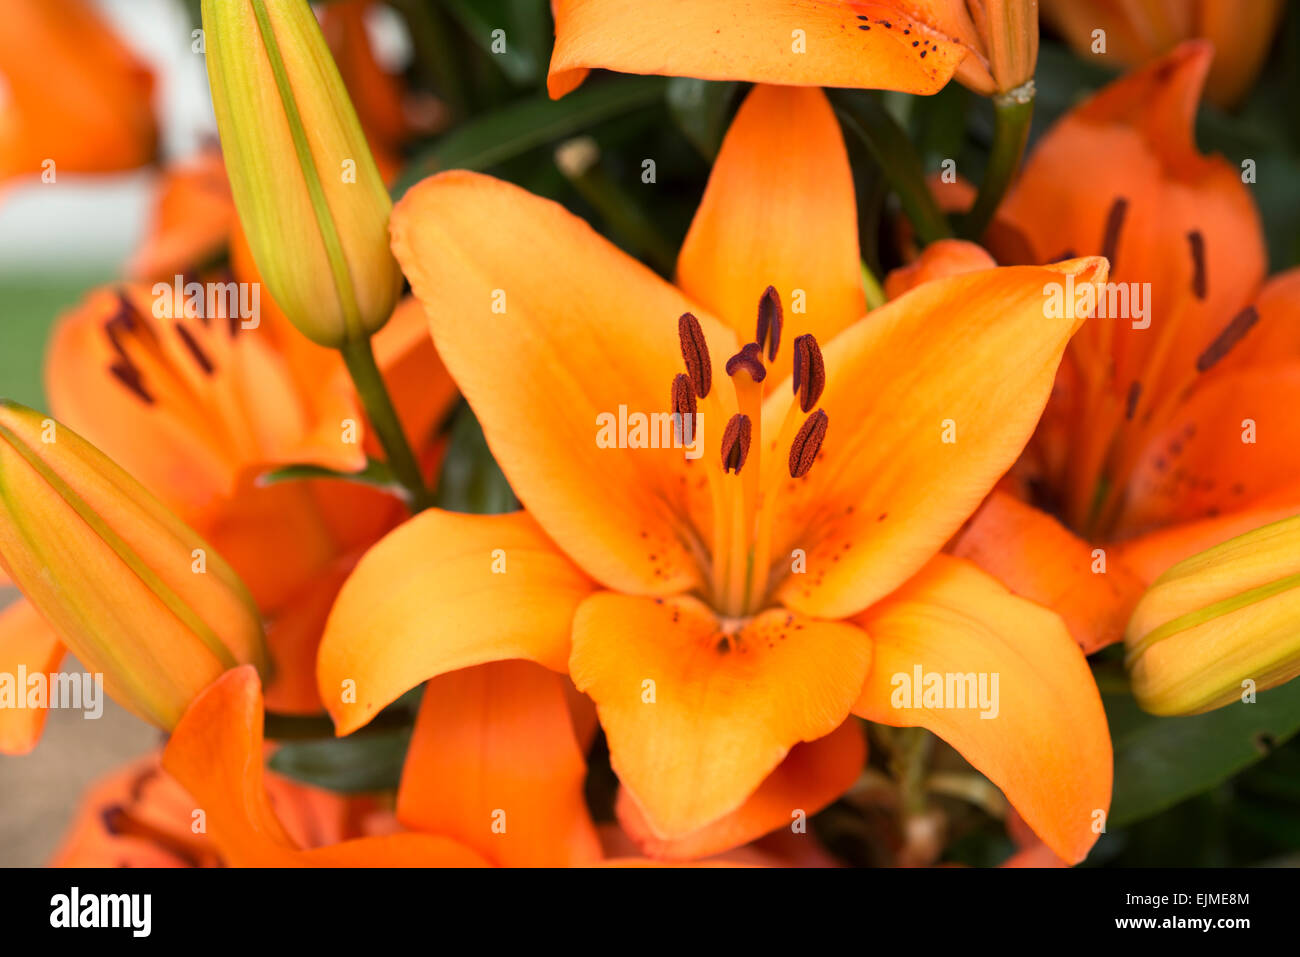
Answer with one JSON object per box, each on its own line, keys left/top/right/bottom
{"left": 571, "top": 592, "right": 871, "bottom": 838}
{"left": 318, "top": 509, "right": 594, "bottom": 735}
{"left": 548, "top": 0, "right": 970, "bottom": 99}
{"left": 770, "top": 258, "right": 1107, "bottom": 620}
{"left": 397, "top": 661, "right": 602, "bottom": 866}
{"left": 0, "top": 599, "right": 64, "bottom": 754}
{"left": 0, "top": 0, "right": 156, "bottom": 182}
{"left": 391, "top": 170, "right": 738, "bottom": 594}
{"left": 615, "top": 718, "right": 865, "bottom": 860}
{"left": 852, "top": 555, "right": 1112, "bottom": 864}
{"left": 883, "top": 238, "right": 995, "bottom": 300}
{"left": 993, "top": 42, "right": 1265, "bottom": 405}
{"left": 162, "top": 666, "right": 490, "bottom": 867}
{"left": 1118, "top": 364, "right": 1300, "bottom": 536}
{"left": 951, "top": 491, "right": 1145, "bottom": 653}
{"left": 677, "top": 85, "right": 864, "bottom": 349}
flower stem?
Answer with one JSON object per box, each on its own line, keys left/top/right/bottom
{"left": 339, "top": 336, "right": 433, "bottom": 512}
{"left": 958, "top": 82, "right": 1035, "bottom": 240}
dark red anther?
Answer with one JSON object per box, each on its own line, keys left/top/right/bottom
{"left": 721, "top": 414, "right": 752, "bottom": 474}
{"left": 789, "top": 409, "right": 829, "bottom": 478}
{"left": 756, "top": 286, "right": 783, "bottom": 362}
{"left": 1100, "top": 197, "right": 1128, "bottom": 271}
{"left": 678, "top": 312, "right": 712, "bottom": 398}
{"left": 1196, "top": 305, "right": 1260, "bottom": 373}
{"left": 792, "top": 334, "right": 825, "bottom": 413}
{"left": 1187, "top": 230, "right": 1207, "bottom": 301}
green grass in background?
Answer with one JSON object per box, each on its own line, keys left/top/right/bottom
{"left": 0, "top": 271, "right": 116, "bottom": 409}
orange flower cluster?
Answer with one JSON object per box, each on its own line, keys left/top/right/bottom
{"left": 1, "top": 0, "right": 1295, "bottom": 870}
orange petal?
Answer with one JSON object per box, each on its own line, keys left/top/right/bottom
{"left": 162, "top": 666, "right": 490, "bottom": 867}
{"left": 570, "top": 592, "right": 871, "bottom": 838}
{"left": 677, "top": 85, "right": 864, "bottom": 350}
{"left": 883, "top": 238, "right": 995, "bottom": 300}
{"left": 50, "top": 755, "right": 219, "bottom": 868}
{"left": 852, "top": 555, "right": 1112, "bottom": 864}
{"left": 1118, "top": 364, "right": 1300, "bottom": 536}
{"left": 0, "top": 599, "right": 65, "bottom": 754}
{"left": 616, "top": 718, "right": 865, "bottom": 860}
{"left": 769, "top": 257, "right": 1108, "bottom": 620}
{"left": 1215, "top": 268, "right": 1300, "bottom": 375}
{"left": 548, "top": 0, "right": 970, "bottom": 98}
{"left": 127, "top": 150, "right": 235, "bottom": 281}
{"left": 950, "top": 491, "right": 1145, "bottom": 653}
{"left": 45, "top": 284, "right": 366, "bottom": 520}
{"left": 371, "top": 297, "right": 460, "bottom": 455}
{"left": 1116, "top": 489, "right": 1300, "bottom": 585}
{"left": 260, "top": 560, "right": 355, "bottom": 715}
{"left": 397, "top": 661, "right": 602, "bottom": 866}
{"left": 993, "top": 42, "right": 1265, "bottom": 405}
{"left": 0, "top": 0, "right": 156, "bottom": 181}
{"left": 318, "top": 509, "right": 594, "bottom": 735}
{"left": 391, "top": 170, "right": 739, "bottom": 594}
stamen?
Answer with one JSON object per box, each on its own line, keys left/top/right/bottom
{"left": 670, "top": 373, "right": 697, "bottom": 446}
{"left": 725, "top": 342, "right": 767, "bottom": 383}
{"left": 756, "top": 286, "right": 783, "bottom": 362}
{"left": 1187, "top": 230, "right": 1207, "bottom": 300}
{"left": 721, "top": 413, "right": 751, "bottom": 474}
{"left": 1196, "top": 305, "right": 1260, "bottom": 373}
{"left": 109, "top": 363, "right": 154, "bottom": 405}
{"left": 1100, "top": 197, "right": 1128, "bottom": 271}
{"left": 1124, "top": 380, "right": 1141, "bottom": 420}
{"left": 789, "top": 409, "right": 829, "bottom": 478}
{"left": 174, "top": 323, "right": 215, "bottom": 375}
{"left": 792, "top": 334, "right": 825, "bottom": 413}
{"left": 678, "top": 312, "right": 712, "bottom": 398}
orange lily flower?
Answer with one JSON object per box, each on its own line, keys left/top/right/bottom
{"left": 49, "top": 752, "right": 366, "bottom": 867}
{"left": 0, "top": 0, "right": 157, "bottom": 187}
{"left": 548, "top": 0, "right": 1039, "bottom": 98}
{"left": 155, "top": 664, "right": 742, "bottom": 867}
{"left": 1040, "top": 0, "right": 1285, "bottom": 107}
{"left": 940, "top": 41, "right": 1300, "bottom": 654}
{"left": 320, "top": 84, "right": 1112, "bottom": 863}
{"left": 0, "top": 281, "right": 456, "bottom": 753}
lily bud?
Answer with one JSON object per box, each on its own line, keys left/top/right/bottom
{"left": 958, "top": 0, "right": 1039, "bottom": 97}
{"left": 201, "top": 0, "right": 401, "bottom": 347}
{"left": 0, "top": 402, "right": 267, "bottom": 730}
{"left": 1125, "top": 514, "right": 1300, "bottom": 716}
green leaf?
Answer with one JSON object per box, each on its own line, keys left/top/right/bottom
{"left": 434, "top": 403, "right": 517, "bottom": 515}
{"left": 268, "top": 728, "right": 412, "bottom": 794}
{"left": 1106, "top": 679, "right": 1300, "bottom": 827}
{"left": 256, "top": 458, "right": 404, "bottom": 496}
{"left": 665, "top": 78, "right": 739, "bottom": 160}
{"left": 393, "top": 76, "right": 668, "bottom": 197}
{"left": 439, "top": 0, "right": 550, "bottom": 86}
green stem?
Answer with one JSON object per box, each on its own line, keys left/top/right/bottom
{"left": 958, "top": 82, "right": 1035, "bottom": 240}
{"left": 339, "top": 337, "right": 432, "bottom": 511}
